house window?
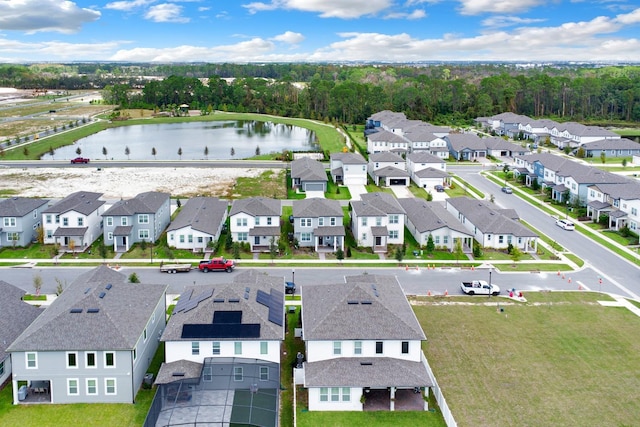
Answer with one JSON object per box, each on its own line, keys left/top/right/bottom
{"left": 86, "top": 378, "right": 97, "bottom": 395}
{"left": 361, "top": 217, "right": 367, "bottom": 226}
{"left": 260, "top": 366, "right": 269, "bottom": 381}
{"left": 237, "top": 232, "right": 248, "bottom": 242}
{"left": 376, "top": 217, "right": 382, "bottom": 226}
{"left": 86, "top": 352, "right": 96, "bottom": 368}
{"left": 55, "top": 215, "right": 60, "bottom": 224}
{"left": 143, "top": 328, "right": 147, "bottom": 342}
{"left": 331, "top": 387, "right": 340, "bottom": 402}
{"left": 179, "top": 235, "right": 185, "bottom": 243}
{"left": 107, "top": 232, "right": 113, "bottom": 240}
{"left": 333, "top": 341, "right": 341, "bottom": 355}
{"left": 236, "top": 218, "right": 247, "bottom": 227}
{"left": 0, "top": 361, "right": 4, "bottom": 377}
{"left": 105, "top": 352, "right": 115, "bottom": 368}
{"left": 402, "top": 341, "right": 409, "bottom": 354}
{"left": 105, "top": 378, "right": 116, "bottom": 395}
{"left": 342, "top": 388, "right": 351, "bottom": 402}
{"left": 260, "top": 342, "right": 268, "bottom": 355}
{"left": 267, "top": 217, "right": 272, "bottom": 225}
{"left": 77, "top": 217, "right": 84, "bottom": 226}
{"left": 203, "top": 367, "right": 213, "bottom": 381}
{"left": 139, "top": 229, "right": 150, "bottom": 240}
{"left": 443, "top": 236, "right": 449, "bottom": 245}
{"left": 63, "top": 217, "right": 69, "bottom": 226}
{"left": 46, "top": 214, "right": 52, "bottom": 224}
{"left": 389, "top": 230, "right": 398, "bottom": 239}
{"left": 320, "top": 387, "right": 328, "bottom": 402}
{"left": 354, "top": 341, "right": 362, "bottom": 355}
{"left": 331, "top": 217, "right": 336, "bottom": 226}
{"left": 7, "top": 232, "right": 18, "bottom": 241}
{"left": 234, "top": 367, "right": 243, "bottom": 381}
{"left": 197, "top": 236, "right": 203, "bottom": 243}
{"left": 389, "top": 214, "right": 399, "bottom": 224}
{"left": 255, "top": 217, "right": 260, "bottom": 225}
{"left": 138, "top": 214, "right": 149, "bottom": 224}
{"left": 375, "top": 341, "right": 383, "bottom": 354}
{"left": 632, "top": 208, "right": 638, "bottom": 216}
{"left": 66, "top": 352, "right": 78, "bottom": 368}
{"left": 301, "top": 218, "right": 312, "bottom": 227}
{"left": 121, "top": 217, "right": 128, "bottom": 226}
{"left": 67, "top": 379, "right": 79, "bottom": 396}
{"left": 188, "top": 234, "right": 193, "bottom": 243}
{"left": 3, "top": 217, "right": 16, "bottom": 227}
{"left": 234, "top": 342, "right": 242, "bottom": 355}
{"left": 192, "top": 342, "right": 200, "bottom": 355}
{"left": 498, "top": 236, "right": 504, "bottom": 244}
{"left": 318, "top": 217, "right": 324, "bottom": 226}
{"left": 300, "top": 233, "right": 311, "bottom": 242}
{"left": 212, "top": 342, "right": 221, "bottom": 355}
{"left": 361, "top": 233, "right": 367, "bottom": 241}
{"left": 26, "top": 352, "right": 37, "bottom": 369}
{"left": 434, "top": 235, "right": 440, "bottom": 244}
{"left": 106, "top": 217, "right": 113, "bottom": 226}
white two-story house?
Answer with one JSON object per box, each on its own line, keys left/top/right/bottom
{"left": 406, "top": 152, "right": 448, "bottom": 189}
{"left": 330, "top": 152, "right": 368, "bottom": 185}
{"left": 292, "top": 198, "right": 345, "bottom": 253}
{"left": 166, "top": 197, "right": 229, "bottom": 252}
{"left": 229, "top": 197, "right": 282, "bottom": 252}
{"left": 350, "top": 192, "right": 405, "bottom": 253}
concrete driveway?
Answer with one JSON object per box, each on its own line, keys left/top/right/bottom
{"left": 390, "top": 185, "right": 414, "bottom": 199}
{"left": 305, "top": 190, "right": 325, "bottom": 199}
{"left": 347, "top": 185, "right": 367, "bottom": 200}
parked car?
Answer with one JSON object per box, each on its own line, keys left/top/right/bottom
{"left": 198, "top": 257, "right": 235, "bottom": 272}
{"left": 501, "top": 186, "right": 513, "bottom": 194}
{"left": 70, "top": 157, "right": 90, "bottom": 164}
{"left": 285, "top": 281, "right": 296, "bottom": 294}
{"left": 434, "top": 185, "right": 445, "bottom": 192}
{"left": 555, "top": 219, "right": 575, "bottom": 230}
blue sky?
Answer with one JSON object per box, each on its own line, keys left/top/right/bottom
{"left": 0, "top": 0, "right": 639, "bottom": 63}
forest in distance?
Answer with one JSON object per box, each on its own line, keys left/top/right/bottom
{"left": 2, "top": 62, "right": 640, "bottom": 126}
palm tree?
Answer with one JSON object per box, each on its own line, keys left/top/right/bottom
{"left": 75, "top": 147, "right": 82, "bottom": 156}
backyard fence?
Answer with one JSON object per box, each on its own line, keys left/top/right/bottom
{"left": 422, "top": 352, "right": 457, "bottom": 427}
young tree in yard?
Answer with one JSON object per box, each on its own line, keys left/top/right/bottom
{"left": 99, "top": 243, "right": 108, "bottom": 262}
{"left": 454, "top": 239, "right": 464, "bottom": 264}
{"left": 336, "top": 247, "right": 344, "bottom": 262}
{"left": 255, "top": 145, "right": 261, "bottom": 156}
{"left": 23, "top": 146, "right": 29, "bottom": 156}
{"left": 510, "top": 247, "right": 523, "bottom": 264}
{"left": 68, "top": 239, "right": 76, "bottom": 256}
{"left": 125, "top": 146, "right": 130, "bottom": 159}
{"left": 178, "top": 147, "right": 182, "bottom": 160}
{"left": 600, "top": 152, "right": 606, "bottom": 164}
{"left": 426, "top": 234, "right": 435, "bottom": 254}
{"left": 394, "top": 246, "right": 404, "bottom": 263}
{"left": 140, "top": 239, "right": 148, "bottom": 255}
{"left": 176, "top": 198, "right": 181, "bottom": 208}
{"left": 230, "top": 147, "right": 235, "bottom": 157}
{"left": 204, "top": 146, "right": 209, "bottom": 160}
{"left": 102, "top": 146, "right": 108, "bottom": 159}
{"left": 152, "top": 147, "right": 157, "bottom": 160}
{"left": 128, "top": 272, "right": 140, "bottom": 283}
{"left": 232, "top": 242, "right": 241, "bottom": 259}
{"left": 36, "top": 225, "right": 44, "bottom": 244}
{"left": 622, "top": 158, "right": 627, "bottom": 168}
{"left": 225, "top": 231, "right": 233, "bottom": 250}
{"left": 55, "top": 277, "right": 66, "bottom": 296}
{"left": 0, "top": 146, "right": 4, "bottom": 158}
{"left": 269, "top": 237, "right": 278, "bottom": 263}
{"left": 49, "top": 146, "right": 54, "bottom": 159}
{"left": 76, "top": 147, "right": 82, "bottom": 156}
{"left": 33, "top": 274, "right": 43, "bottom": 296}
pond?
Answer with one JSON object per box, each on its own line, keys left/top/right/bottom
{"left": 41, "top": 120, "right": 319, "bottom": 160}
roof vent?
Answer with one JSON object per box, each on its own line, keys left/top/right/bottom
{"left": 347, "top": 300, "right": 359, "bottom": 305}
{"left": 99, "top": 292, "right": 106, "bottom": 299}
{"left": 84, "top": 287, "right": 91, "bottom": 294}
{"left": 214, "top": 298, "right": 225, "bottom": 303}
{"left": 228, "top": 298, "right": 240, "bottom": 303}
{"left": 360, "top": 361, "right": 373, "bottom": 366}
{"left": 70, "top": 308, "right": 83, "bottom": 313}
{"left": 105, "top": 284, "right": 113, "bottom": 290}
{"left": 172, "top": 372, "right": 185, "bottom": 377}
{"left": 361, "top": 300, "right": 373, "bottom": 305}
{"left": 87, "top": 308, "right": 100, "bottom": 313}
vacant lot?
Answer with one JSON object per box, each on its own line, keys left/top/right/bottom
{"left": 413, "top": 292, "right": 640, "bottom": 427}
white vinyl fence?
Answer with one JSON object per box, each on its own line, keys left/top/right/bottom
{"left": 422, "top": 352, "right": 457, "bottom": 427}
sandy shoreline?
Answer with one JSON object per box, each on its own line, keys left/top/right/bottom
{"left": 0, "top": 167, "right": 271, "bottom": 199}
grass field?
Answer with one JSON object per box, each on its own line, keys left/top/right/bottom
{"left": 413, "top": 291, "right": 640, "bottom": 427}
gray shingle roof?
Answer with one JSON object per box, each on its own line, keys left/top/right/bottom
{"left": 369, "top": 151, "right": 404, "bottom": 163}
{"left": 351, "top": 192, "right": 406, "bottom": 217}
{"left": 368, "top": 110, "right": 406, "bottom": 123}
{"left": 414, "top": 167, "right": 449, "bottom": 179}
{"left": 0, "top": 281, "right": 42, "bottom": 362}
{"left": 366, "top": 129, "right": 407, "bottom": 144}
{"left": 446, "top": 133, "right": 487, "bottom": 151}
{"left": 581, "top": 138, "right": 640, "bottom": 151}
{"left": 0, "top": 197, "right": 48, "bottom": 217}
{"left": 230, "top": 197, "right": 281, "bottom": 217}
{"left": 290, "top": 157, "right": 328, "bottom": 182}
{"left": 42, "top": 191, "right": 104, "bottom": 216}
{"left": 372, "top": 166, "right": 410, "bottom": 178}
{"left": 302, "top": 274, "right": 425, "bottom": 341}
{"left": 407, "top": 152, "right": 444, "bottom": 164}
{"left": 293, "top": 198, "right": 343, "bottom": 218}
{"left": 398, "top": 198, "right": 471, "bottom": 235}
{"left": 483, "top": 136, "right": 530, "bottom": 152}
{"left": 161, "top": 270, "right": 284, "bottom": 342}
{"left": 103, "top": 191, "right": 169, "bottom": 216}
{"left": 590, "top": 181, "right": 640, "bottom": 201}
{"left": 8, "top": 265, "right": 167, "bottom": 352}
{"left": 167, "top": 197, "right": 228, "bottom": 235}
{"left": 53, "top": 226, "right": 88, "bottom": 237}
{"left": 155, "top": 360, "right": 203, "bottom": 384}
{"left": 304, "top": 357, "right": 431, "bottom": 388}
{"left": 447, "top": 197, "right": 537, "bottom": 237}
{"left": 331, "top": 152, "right": 367, "bottom": 165}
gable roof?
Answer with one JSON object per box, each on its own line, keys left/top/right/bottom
{"left": 290, "top": 157, "right": 328, "bottom": 182}
{"left": 369, "top": 151, "right": 404, "bottom": 163}
{"left": 407, "top": 151, "right": 445, "bottom": 164}
{"left": 483, "top": 136, "right": 530, "bottom": 152}
{"left": 302, "top": 274, "right": 425, "bottom": 341}
{"left": 372, "top": 166, "right": 410, "bottom": 178}
{"left": 366, "top": 129, "right": 407, "bottom": 144}
{"left": 0, "top": 197, "right": 48, "bottom": 217}
{"left": 293, "top": 198, "right": 343, "bottom": 218}
{"left": 0, "top": 281, "right": 42, "bottom": 362}
{"left": 590, "top": 181, "right": 640, "bottom": 201}
{"left": 102, "top": 191, "right": 169, "bottom": 216}
{"left": 167, "top": 197, "right": 228, "bottom": 234}
{"left": 446, "top": 133, "right": 487, "bottom": 151}
{"left": 351, "top": 192, "right": 406, "bottom": 217}
{"left": 580, "top": 138, "right": 640, "bottom": 151}
{"left": 8, "top": 265, "right": 166, "bottom": 352}
{"left": 330, "top": 152, "right": 367, "bottom": 165}
{"left": 447, "top": 197, "right": 537, "bottom": 237}
{"left": 414, "top": 167, "right": 449, "bottom": 179}
{"left": 230, "top": 197, "right": 281, "bottom": 217}
{"left": 42, "top": 191, "right": 104, "bottom": 216}
{"left": 398, "top": 198, "right": 471, "bottom": 235}
{"left": 161, "top": 270, "right": 284, "bottom": 342}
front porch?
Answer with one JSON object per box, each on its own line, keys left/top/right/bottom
{"left": 313, "top": 226, "right": 345, "bottom": 253}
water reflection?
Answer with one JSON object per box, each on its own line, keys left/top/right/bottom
{"left": 41, "top": 120, "right": 318, "bottom": 160}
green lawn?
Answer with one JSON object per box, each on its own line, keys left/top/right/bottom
{"left": 297, "top": 408, "right": 446, "bottom": 427}
{"left": 0, "top": 243, "right": 54, "bottom": 259}
{"left": 414, "top": 291, "right": 640, "bottom": 427}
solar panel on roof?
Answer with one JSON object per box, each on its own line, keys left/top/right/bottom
{"left": 182, "top": 323, "right": 260, "bottom": 339}
{"left": 105, "top": 284, "right": 113, "bottom": 290}
{"left": 70, "top": 308, "right": 83, "bottom": 313}
{"left": 84, "top": 288, "right": 91, "bottom": 294}
{"left": 228, "top": 298, "right": 240, "bottom": 303}
{"left": 213, "top": 298, "right": 225, "bottom": 303}
{"left": 195, "top": 288, "right": 214, "bottom": 303}
{"left": 213, "top": 311, "right": 242, "bottom": 324}
{"left": 99, "top": 292, "right": 106, "bottom": 299}
{"left": 256, "top": 290, "right": 270, "bottom": 307}
{"left": 268, "top": 308, "right": 283, "bottom": 326}
{"left": 181, "top": 300, "right": 199, "bottom": 313}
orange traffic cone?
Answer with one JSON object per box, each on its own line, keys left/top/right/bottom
{"left": 427, "top": 290, "right": 432, "bottom": 296}
{"left": 444, "top": 289, "right": 449, "bottom": 296}
{"left": 568, "top": 277, "right": 572, "bottom": 284}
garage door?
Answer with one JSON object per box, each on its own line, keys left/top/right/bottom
{"left": 304, "top": 183, "right": 325, "bottom": 192}
{"left": 389, "top": 178, "right": 407, "bottom": 185}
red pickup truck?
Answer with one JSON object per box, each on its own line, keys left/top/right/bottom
{"left": 198, "top": 257, "right": 235, "bottom": 273}
{"left": 70, "top": 157, "right": 90, "bottom": 164}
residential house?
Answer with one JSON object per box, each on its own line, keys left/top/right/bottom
{"left": 230, "top": 197, "right": 282, "bottom": 252}
{"left": 406, "top": 152, "right": 448, "bottom": 189}
{"left": 366, "top": 110, "right": 407, "bottom": 131}
{"left": 8, "top": 265, "right": 167, "bottom": 404}
{"left": 368, "top": 152, "right": 410, "bottom": 186}
{"left": 578, "top": 138, "right": 640, "bottom": 158}
{"left": 398, "top": 198, "right": 474, "bottom": 252}
{"left": 0, "top": 281, "right": 42, "bottom": 387}
{"left": 586, "top": 181, "right": 640, "bottom": 231}
{"left": 42, "top": 191, "right": 105, "bottom": 251}
{"left": 350, "top": 193, "right": 405, "bottom": 253}
{"left": 292, "top": 198, "right": 345, "bottom": 252}
{"left": 166, "top": 197, "right": 228, "bottom": 252}
{"left": 150, "top": 270, "right": 284, "bottom": 427}
{"left": 445, "top": 133, "right": 487, "bottom": 161}
{"left": 366, "top": 129, "right": 409, "bottom": 155}
{"left": 290, "top": 157, "right": 328, "bottom": 192}
{"left": 518, "top": 118, "right": 559, "bottom": 143}
{"left": 301, "top": 274, "right": 431, "bottom": 411}
{"left": 102, "top": 191, "right": 170, "bottom": 252}
{"left": 550, "top": 122, "right": 620, "bottom": 149}
{"left": 330, "top": 152, "right": 368, "bottom": 185}
{"left": 0, "top": 197, "right": 48, "bottom": 247}
{"left": 446, "top": 197, "right": 538, "bottom": 252}
{"left": 482, "top": 136, "right": 530, "bottom": 158}
{"left": 476, "top": 112, "right": 530, "bottom": 136}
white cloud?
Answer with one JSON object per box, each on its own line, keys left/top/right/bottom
{"left": 198, "top": 6, "right": 211, "bottom": 12}
{"left": 272, "top": 31, "right": 305, "bottom": 44}
{"left": 456, "top": 0, "right": 547, "bottom": 15}
{"left": 243, "top": 0, "right": 393, "bottom": 19}
{"left": 385, "top": 9, "right": 427, "bottom": 20}
{"left": 0, "top": 0, "right": 100, "bottom": 34}
{"left": 0, "top": 37, "right": 123, "bottom": 60}
{"left": 482, "top": 15, "right": 546, "bottom": 28}
{"left": 105, "top": 0, "right": 156, "bottom": 12}
{"left": 615, "top": 7, "right": 640, "bottom": 24}
{"left": 145, "top": 3, "right": 190, "bottom": 23}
